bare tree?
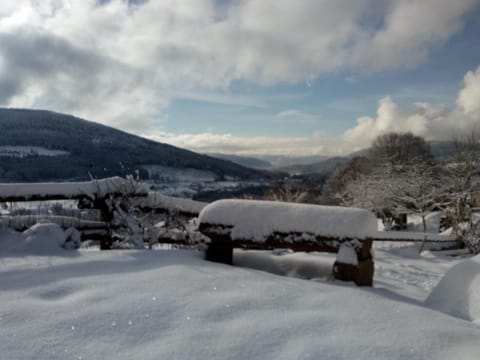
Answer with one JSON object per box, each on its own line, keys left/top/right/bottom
{"left": 264, "top": 180, "right": 310, "bottom": 203}
{"left": 443, "top": 129, "right": 480, "bottom": 250}
{"left": 386, "top": 159, "right": 441, "bottom": 232}
{"left": 110, "top": 174, "right": 151, "bottom": 248}
{"left": 371, "top": 132, "right": 431, "bottom": 166}
{"left": 321, "top": 156, "right": 371, "bottom": 206}
{"left": 369, "top": 133, "right": 442, "bottom": 230}
{"left": 321, "top": 156, "right": 398, "bottom": 226}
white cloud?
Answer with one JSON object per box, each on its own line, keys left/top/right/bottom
{"left": 149, "top": 65, "right": 480, "bottom": 156}
{"left": 457, "top": 66, "right": 480, "bottom": 116}
{"left": 146, "top": 131, "right": 338, "bottom": 157}
{"left": 350, "top": 0, "right": 479, "bottom": 71}
{"left": 172, "top": 90, "right": 266, "bottom": 108}
{"left": 0, "top": 0, "right": 478, "bottom": 133}
{"left": 275, "top": 109, "right": 321, "bottom": 123}
{"left": 342, "top": 65, "right": 480, "bottom": 151}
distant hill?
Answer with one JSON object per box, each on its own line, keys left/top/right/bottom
{"left": 0, "top": 108, "right": 271, "bottom": 182}
{"left": 208, "top": 153, "right": 334, "bottom": 169}
{"left": 260, "top": 154, "right": 330, "bottom": 167}
{"left": 208, "top": 153, "right": 272, "bottom": 169}
{"left": 279, "top": 156, "right": 349, "bottom": 175}
{"left": 278, "top": 141, "right": 457, "bottom": 175}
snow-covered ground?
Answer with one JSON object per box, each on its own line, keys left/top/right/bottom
{"left": 1, "top": 227, "right": 480, "bottom": 360}
{"left": 141, "top": 165, "right": 217, "bottom": 184}
{"left": 142, "top": 165, "right": 267, "bottom": 198}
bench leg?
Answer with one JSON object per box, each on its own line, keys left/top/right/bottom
{"left": 206, "top": 242, "right": 233, "bottom": 265}
{"left": 333, "top": 238, "right": 374, "bottom": 286}
{"left": 100, "top": 236, "right": 113, "bottom": 250}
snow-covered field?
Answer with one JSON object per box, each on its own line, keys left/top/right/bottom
{"left": 1, "top": 227, "right": 480, "bottom": 360}
{"left": 141, "top": 165, "right": 267, "bottom": 198}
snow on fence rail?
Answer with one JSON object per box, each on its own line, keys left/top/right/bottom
{"left": 373, "top": 231, "right": 456, "bottom": 242}
{"left": 198, "top": 199, "right": 377, "bottom": 286}
{"left": 0, "top": 177, "right": 148, "bottom": 202}
{"left": 0, "top": 179, "right": 207, "bottom": 249}
{"left": 0, "top": 215, "right": 107, "bottom": 232}
{"left": 136, "top": 192, "right": 207, "bottom": 216}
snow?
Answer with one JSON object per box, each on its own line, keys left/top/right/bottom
{"left": 137, "top": 191, "right": 206, "bottom": 215}
{"left": 0, "top": 223, "right": 70, "bottom": 254}
{"left": 234, "top": 250, "right": 336, "bottom": 281}
{"left": 336, "top": 241, "right": 359, "bottom": 265}
{"left": 374, "top": 230, "right": 456, "bottom": 241}
{"left": 426, "top": 254, "right": 480, "bottom": 322}
{"left": 141, "top": 165, "right": 217, "bottom": 183}
{"left": 1, "top": 243, "right": 480, "bottom": 360}
{"left": 142, "top": 165, "right": 218, "bottom": 198}
{"left": 375, "top": 211, "right": 456, "bottom": 242}
{"left": 407, "top": 212, "right": 442, "bottom": 232}
{"left": 22, "top": 223, "right": 67, "bottom": 254}
{"left": 199, "top": 200, "right": 378, "bottom": 241}
{"left": 0, "top": 215, "right": 106, "bottom": 231}
{"left": 0, "top": 177, "right": 148, "bottom": 200}
{"left": 0, "top": 145, "right": 70, "bottom": 158}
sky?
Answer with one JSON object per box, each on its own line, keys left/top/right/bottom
{"left": 0, "top": 0, "right": 479, "bottom": 157}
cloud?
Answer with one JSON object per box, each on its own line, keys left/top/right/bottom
{"left": 349, "top": 0, "right": 479, "bottom": 71}
{"left": 457, "top": 66, "right": 480, "bottom": 116}
{"left": 342, "top": 65, "right": 480, "bottom": 151}
{"left": 172, "top": 90, "right": 266, "bottom": 108}
{"left": 0, "top": 0, "right": 478, "bottom": 132}
{"left": 275, "top": 109, "right": 320, "bottom": 123}
{"left": 146, "top": 131, "right": 337, "bottom": 157}
{"left": 151, "top": 65, "right": 480, "bottom": 156}
{"left": 0, "top": 29, "right": 163, "bottom": 130}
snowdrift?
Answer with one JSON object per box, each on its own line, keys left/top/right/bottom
{"left": 23, "top": 223, "right": 67, "bottom": 253}
{"left": 0, "top": 222, "right": 78, "bottom": 254}
{"left": 1, "top": 250, "right": 479, "bottom": 360}
{"left": 426, "top": 254, "right": 480, "bottom": 322}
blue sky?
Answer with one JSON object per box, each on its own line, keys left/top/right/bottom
{"left": 168, "top": 9, "right": 480, "bottom": 138}
{"left": 1, "top": 0, "right": 480, "bottom": 155}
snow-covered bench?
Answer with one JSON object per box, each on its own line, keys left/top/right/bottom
{"left": 198, "top": 200, "right": 377, "bottom": 286}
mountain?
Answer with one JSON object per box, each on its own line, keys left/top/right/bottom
{"left": 208, "top": 153, "right": 272, "bottom": 169}
{"left": 208, "top": 153, "right": 334, "bottom": 170}
{"left": 278, "top": 141, "right": 458, "bottom": 175}
{"left": 0, "top": 108, "right": 271, "bottom": 182}
{"left": 279, "top": 156, "right": 349, "bottom": 175}
{"left": 259, "top": 155, "right": 331, "bottom": 167}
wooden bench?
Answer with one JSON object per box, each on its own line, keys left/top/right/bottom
{"left": 198, "top": 199, "right": 376, "bottom": 286}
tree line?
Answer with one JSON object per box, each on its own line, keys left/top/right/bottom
{"left": 321, "top": 131, "right": 480, "bottom": 253}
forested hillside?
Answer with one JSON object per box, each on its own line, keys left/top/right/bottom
{"left": 0, "top": 108, "right": 268, "bottom": 182}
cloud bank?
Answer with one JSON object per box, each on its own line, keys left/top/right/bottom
{"left": 0, "top": 0, "right": 479, "bottom": 155}
{"left": 0, "top": 1, "right": 478, "bottom": 124}
{"left": 154, "top": 65, "right": 480, "bottom": 156}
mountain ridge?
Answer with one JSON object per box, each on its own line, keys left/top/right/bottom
{"left": 0, "top": 108, "right": 271, "bottom": 182}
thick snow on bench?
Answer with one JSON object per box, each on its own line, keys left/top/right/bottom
{"left": 199, "top": 199, "right": 377, "bottom": 241}
{"left": 0, "top": 177, "right": 147, "bottom": 200}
